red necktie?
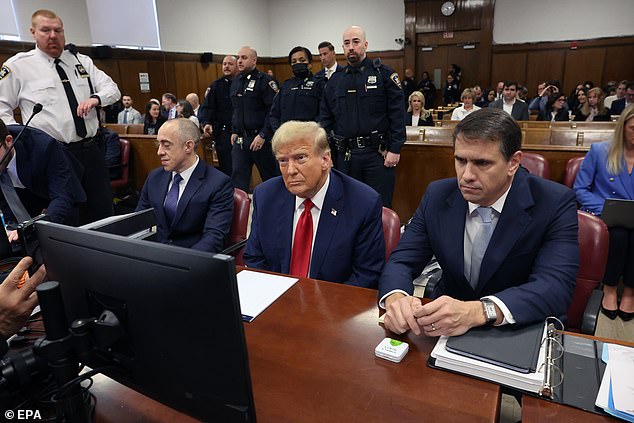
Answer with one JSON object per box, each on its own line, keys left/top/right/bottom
{"left": 289, "top": 199, "right": 314, "bottom": 278}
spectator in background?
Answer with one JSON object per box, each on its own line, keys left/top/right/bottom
{"left": 517, "top": 85, "right": 528, "bottom": 102}
{"left": 495, "top": 81, "right": 504, "bottom": 100}
{"left": 448, "top": 64, "right": 461, "bottom": 89}
{"left": 117, "top": 94, "right": 143, "bottom": 124}
{"left": 186, "top": 93, "right": 200, "bottom": 117}
{"left": 488, "top": 81, "right": 529, "bottom": 121}
{"left": 406, "top": 91, "right": 433, "bottom": 127}
{"left": 575, "top": 88, "right": 588, "bottom": 117}
{"left": 574, "top": 87, "right": 611, "bottom": 122}
{"left": 604, "top": 80, "right": 627, "bottom": 109}
{"left": 451, "top": 88, "right": 480, "bottom": 121}
{"left": 480, "top": 88, "right": 496, "bottom": 108}
{"left": 143, "top": 100, "right": 166, "bottom": 135}
{"left": 402, "top": 68, "right": 416, "bottom": 105}
{"left": 574, "top": 105, "right": 634, "bottom": 321}
{"left": 537, "top": 93, "right": 569, "bottom": 122}
{"left": 473, "top": 85, "right": 484, "bottom": 105}
{"left": 528, "top": 80, "right": 563, "bottom": 113}
{"left": 568, "top": 82, "right": 585, "bottom": 113}
{"left": 177, "top": 99, "right": 200, "bottom": 129}
{"left": 610, "top": 81, "right": 634, "bottom": 115}
{"left": 417, "top": 71, "right": 436, "bottom": 109}
{"left": 162, "top": 93, "right": 178, "bottom": 120}
{"left": 443, "top": 73, "right": 460, "bottom": 105}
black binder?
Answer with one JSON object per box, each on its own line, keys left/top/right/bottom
{"left": 445, "top": 323, "right": 543, "bottom": 373}
{"left": 429, "top": 320, "right": 609, "bottom": 416}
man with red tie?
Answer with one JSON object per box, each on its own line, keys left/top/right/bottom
{"left": 244, "top": 120, "right": 385, "bottom": 288}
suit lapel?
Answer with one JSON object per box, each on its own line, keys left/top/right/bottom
{"left": 477, "top": 172, "right": 533, "bottom": 292}
{"left": 616, "top": 169, "right": 634, "bottom": 199}
{"left": 309, "top": 172, "right": 343, "bottom": 278}
{"left": 171, "top": 160, "right": 205, "bottom": 227}
{"left": 276, "top": 188, "right": 295, "bottom": 274}
{"left": 155, "top": 171, "right": 172, "bottom": 226}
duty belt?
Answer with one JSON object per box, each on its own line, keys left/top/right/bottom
{"left": 335, "top": 133, "right": 387, "bottom": 150}
{"left": 60, "top": 137, "right": 95, "bottom": 149}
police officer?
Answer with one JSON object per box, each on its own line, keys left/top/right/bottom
{"left": 267, "top": 46, "right": 323, "bottom": 135}
{"left": 0, "top": 9, "right": 120, "bottom": 223}
{"left": 199, "top": 55, "right": 239, "bottom": 177}
{"left": 320, "top": 26, "right": 405, "bottom": 208}
{"left": 230, "top": 46, "right": 280, "bottom": 193}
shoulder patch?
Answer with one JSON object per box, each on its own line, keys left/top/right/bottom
{"left": 0, "top": 65, "right": 11, "bottom": 81}
{"left": 268, "top": 80, "right": 279, "bottom": 93}
{"left": 390, "top": 72, "right": 402, "bottom": 89}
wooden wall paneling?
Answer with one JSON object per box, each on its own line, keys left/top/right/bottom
{"left": 118, "top": 60, "right": 150, "bottom": 106}
{"left": 563, "top": 48, "right": 606, "bottom": 94}
{"left": 602, "top": 44, "right": 634, "bottom": 85}
{"left": 447, "top": 44, "right": 481, "bottom": 91}
{"left": 525, "top": 50, "right": 565, "bottom": 94}
{"left": 196, "top": 62, "right": 218, "bottom": 99}
{"left": 173, "top": 61, "right": 199, "bottom": 100}
{"left": 477, "top": 0, "right": 495, "bottom": 90}
{"left": 415, "top": 0, "right": 482, "bottom": 33}
{"left": 490, "top": 52, "right": 527, "bottom": 88}
{"left": 144, "top": 59, "right": 168, "bottom": 100}
{"left": 404, "top": 0, "right": 417, "bottom": 71}
{"left": 162, "top": 60, "right": 177, "bottom": 98}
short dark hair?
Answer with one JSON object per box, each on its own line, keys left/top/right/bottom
{"left": 452, "top": 108, "right": 522, "bottom": 161}
{"left": 318, "top": 41, "right": 334, "bottom": 51}
{"left": 0, "top": 119, "right": 7, "bottom": 142}
{"left": 162, "top": 93, "right": 176, "bottom": 103}
{"left": 288, "top": 46, "right": 312, "bottom": 65}
{"left": 504, "top": 80, "right": 518, "bottom": 90}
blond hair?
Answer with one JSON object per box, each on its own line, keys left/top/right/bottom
{"left": 408, "top": 90, "right": 431, "bottom": 119}
{"left": 272, "top": 121, "right": 329, "bottom": 156}
{"left": 607, "top": 105, "right": 634, "bottom": 175}
{"left": 31, "top": 9, "right": 62, "bottom": 27}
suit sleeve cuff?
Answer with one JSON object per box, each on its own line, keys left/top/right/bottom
{"left": 481, "top": 295, "right": 515, "bottom": 326}
{"left": 378, "top": 289, "right": 409, "bottom": 309}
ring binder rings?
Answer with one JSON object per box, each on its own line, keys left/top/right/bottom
{"left": 429, "top": 316, "right": 617, "bottom": 416}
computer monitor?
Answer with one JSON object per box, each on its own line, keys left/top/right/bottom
{"left": 35, "top": 221, "right": 256, "bottom": 422}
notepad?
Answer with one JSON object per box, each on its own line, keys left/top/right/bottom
{"left": 236, "top": 270, "right": 298, "bottom": 322}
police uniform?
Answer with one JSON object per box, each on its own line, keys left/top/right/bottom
{"left": 319, "top": 57, "right": 405, "bottom": 207}
{"left": 267, "top": 73, "right": 323, "bottom": 134}
{"left": 230, "top": 68, "right": 280, "bottom": 192}
{"left": 0, "top": 46, "right": 121, "bottom": 222}
{"left": 199, "top": 76, "right": 234, "bottom": 176}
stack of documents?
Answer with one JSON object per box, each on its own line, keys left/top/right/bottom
{"left": 236, "top": 270, "right": 298, "bottom": 322}
{"left": 430, "top": 323, "right": 548, "bottom": 393}
{"left": 595, "top": 343, "right": 634, "bottom": 422}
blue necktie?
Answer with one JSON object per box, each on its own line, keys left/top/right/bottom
{"left": 469, "top": 206, "right": 494, "bottom": 289}
{"left": 164, "top": 173, "right": 182, "bottom": 225}
{"left": 123, "top": 109, "right": 128, "bottom": 124}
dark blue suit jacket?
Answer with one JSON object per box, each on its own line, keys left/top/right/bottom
{"left": 574, "top": 141, "right": 634, "bottom": 214}
{"left": 136, "top": 159, "right": 233, "bottom": 253}
{"left": 609, "top": 98, "right": 627, "bottom": 115}
{"left": 6, "top": 125, "right": 85, "bottom": 225}
{"left": 244, "top": 169, "right": 385, "bottom": 288}
{"left": 378, "top": 169, "right": 579, "bottom": 325}
{"left": 314, "top": 63, "right": 344, "bottom": 82}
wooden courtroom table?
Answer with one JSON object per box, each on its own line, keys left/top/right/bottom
{"left": 89, "top": 270, "right": 501, "bottom": 422}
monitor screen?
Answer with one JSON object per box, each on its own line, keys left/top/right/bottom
{"left": 36, "top": 221, "right": 256, "bottom": 422}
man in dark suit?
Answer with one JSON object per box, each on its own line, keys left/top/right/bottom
{"left": 244, "top": 120, "right": 385, "bottom": 288}
{"left": 609, "top": 81, "right": 633, "bottom": 115}
{"left": 0, "top": 120, "right": 85, "bottom": 231}
{"left": 136, "top": 118, "right": 233, "bottom": 253}
{"left": 488, "top": 81, "right": 529, "bottom": 121}
{"left": 380, "top": 108, "right": 578, "bottom": 337}
{"left": 314, "top": 41, "right": 344, "bottom": 82}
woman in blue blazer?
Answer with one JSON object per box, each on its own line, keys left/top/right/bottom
{"left": 574, "top": 105, "right": 634, "bottom": 320}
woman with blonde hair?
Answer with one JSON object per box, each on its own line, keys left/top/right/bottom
{"left": 574, "top": 87, "right": 611, "bottom": 121}
{"left": 574, "top": 105, "right": 634, "bottom": 320}
{"left": 450, "top": 88, "right": 480, "bottom": 120}
{"left": 406, "top": 91, "right": 433, "bottom": 126}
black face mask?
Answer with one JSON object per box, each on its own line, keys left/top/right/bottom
{"left": 292, "top": 63, "right": 310, "bottom": 79}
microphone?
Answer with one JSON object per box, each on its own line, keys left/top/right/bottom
{"left": 0, "top": 103, "right": 43, "bottom": 167}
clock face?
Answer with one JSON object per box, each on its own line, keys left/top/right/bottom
{"left": 441, "top": 1, "right": 456, "bottom": 16}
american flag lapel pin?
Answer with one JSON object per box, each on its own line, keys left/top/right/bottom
{"left": 331, "top": 208, "right": 337, "bottom": 216}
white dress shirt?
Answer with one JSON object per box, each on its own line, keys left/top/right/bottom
{"left": 291, "top": 175, "right": 330, "bottom": 272}
{"left": 165, "top": 155, "right": 199, "bottom": 204}
{"left": 451, "top": 105, "right": 481, "bottom": 121}
{"left": 0, "top": 46, "right": 120, "bottom": 143}
{"left": 502, "top": 98, "right": 516, "bottom": 116}
{"left": 324, "top": 64, "right": 338, "bottom": 80}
